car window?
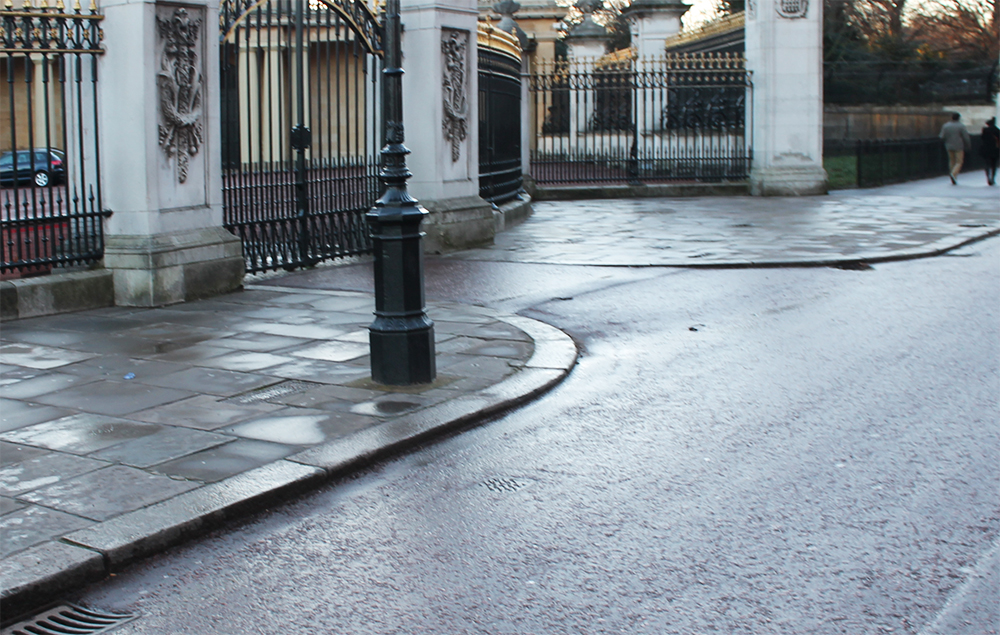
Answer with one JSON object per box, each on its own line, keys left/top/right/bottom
{"left": 35, "top": 151, "right": 48, "bottom": 161}
{"left": 0, "top": 152, "right": 31, "bottom": 166}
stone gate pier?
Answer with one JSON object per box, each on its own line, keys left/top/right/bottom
{"left": 746, "top": 0, "right": 828, "bottom": 195}
{"left": 99, "top": 0, "right": 244, "bottom": 306}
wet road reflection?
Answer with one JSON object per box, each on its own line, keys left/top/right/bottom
{"left": 73, "top": 239, "right": 999, "bottom": 634}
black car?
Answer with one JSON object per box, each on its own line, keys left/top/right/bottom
{"left": 0, "top": 149, "right": 66, "bottom": 187}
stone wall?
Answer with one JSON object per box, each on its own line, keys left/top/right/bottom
{"left": 825, "top": 107, "right": 958, "bottom": 141}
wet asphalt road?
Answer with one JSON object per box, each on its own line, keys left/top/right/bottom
{"left": 70, "top": 238, "right": 998, "bottom": 634}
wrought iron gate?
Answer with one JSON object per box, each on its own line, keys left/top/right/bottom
{"left": 529, "top": 52, "right": 751, "bottom": 186}
{"left": 220, "top": 0, "right": 383, "bottom": 273}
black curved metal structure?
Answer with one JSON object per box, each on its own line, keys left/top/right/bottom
{"left": 478, "top": 45, "right": 523, "bottom": 204}
{"left": 219, "top": 0, "right": 384, "bottom": 273}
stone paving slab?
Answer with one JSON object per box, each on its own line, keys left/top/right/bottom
{"left": 0, "top": 286, "right": 577, "bottom": 613}
{"left": 447, "top": 189, "right": 999, "bottom": 267}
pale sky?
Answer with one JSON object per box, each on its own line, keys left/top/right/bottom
{"left": 554, "top": 0, "right": 724, "bottom": 32}
{"left": 682, "top": 0, "right": 723, "bottom": 30}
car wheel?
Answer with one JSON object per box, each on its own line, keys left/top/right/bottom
{"left": 34, "top": 171, "right": 49, "bottom": 187}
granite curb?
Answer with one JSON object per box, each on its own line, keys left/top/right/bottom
{"left": 660, "top": 227, "right": 1000, "bottom": 270}
{"left": 0, "top": 312, "right": 578, "bottom": 616}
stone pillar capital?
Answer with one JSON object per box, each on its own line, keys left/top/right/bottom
{"left": 622, "top": 0, "right": 688, "bottom": 58}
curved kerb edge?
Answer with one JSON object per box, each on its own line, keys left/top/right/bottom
{"left": 0, "top": 314, "right": 578, "bottom": 616}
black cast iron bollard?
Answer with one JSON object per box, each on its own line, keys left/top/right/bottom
{"left": 627, "top": 66, "right": 641, "bottom": 186}
{"left": 367, "top": 0, "right": 436, "bottom": 385}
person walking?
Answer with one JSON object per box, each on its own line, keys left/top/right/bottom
{"left": 939, "top": 113, "right": 971, "bottom": 185}
{"left": 979, "top": 117, "right": 999, "bottom": 186}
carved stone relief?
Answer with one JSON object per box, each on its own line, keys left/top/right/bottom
{"left": 775, "top": 0, "right": 808, "bottom": 18}
{"left": 156, "top": 7, "right": 204, "bottom": 184}
{"left": 441, "top": 30, "right": 468, "bottom": 163}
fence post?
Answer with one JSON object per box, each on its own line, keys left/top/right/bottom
{"left": 622, "top": 0, "right": 687, "bottom": 60}
{"left": 99, "top": 0, "right": 244, "bottom": 306}
{"left": 291, "top": 0, "right": 314, "bottom": 269}
{"left": 628, "top": 66, "right": 641, "bottom": 185}
{"left": 877, "top": 140, "right": 885, "bottom": 187}
{"left": 855, "top": 139, "right": 862, "bottom": 188}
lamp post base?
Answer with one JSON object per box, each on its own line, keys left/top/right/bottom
{"left": 370, "top": 317, "right": 436, "bottom": 385}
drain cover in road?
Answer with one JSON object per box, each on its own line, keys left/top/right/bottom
{"left": 2, "top": 604, "right": 138, "bottom": 635}
{"left": 482, "top": 477, "right": 532, "bottom": 493}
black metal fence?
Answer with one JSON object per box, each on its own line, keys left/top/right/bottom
{"left": 529, "top": 52, "right": 751, "bottom": 186}
{"left": 825, "top": 138, "right": 947, "bottom": 188}
{"left": 1, "top": 5, "right": 106, "bottom": 278}
{"left": 219, "top": 0, "right": 383, "bottom": 274}
{"left": 825, "top": 136, "right": 992, "bottom": 188}
{"left": 478, "top": 41, "right": 522, "bottom": 204}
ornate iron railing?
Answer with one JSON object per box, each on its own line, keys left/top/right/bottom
{"left": 529, "top": 52, "right": 752, "bottom": 186}
{"left": 1, "top": 1, "right": 107, "bottom": 278}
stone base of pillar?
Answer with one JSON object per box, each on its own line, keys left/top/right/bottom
{"left": 750, "top": 164, "right": 829, "bottom": 197}
{"left": 493, "top": 194, "right": 533, "bottom": 233}
{"left": 421, "top": 196, "right": 497, "bottom": 254}
{"left": 104, "top": 227, "right": 244, "bottom": 307}
{"left": 1, "top": 269, "right": 114, "bottom": 321}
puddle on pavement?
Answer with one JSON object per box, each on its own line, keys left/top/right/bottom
{"left": 225, "top": 415, "right": 328, "bottom": 445}
{"left": 0, "top": 415, "right": 161, "bottom": 453}
{"left": 350, "top": 400, "right": 422, "bottom": 417}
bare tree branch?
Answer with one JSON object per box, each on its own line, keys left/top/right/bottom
{"left": 910, "top": 0, "right": 999, "bottom": 60}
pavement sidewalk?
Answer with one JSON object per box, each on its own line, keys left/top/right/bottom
{"left": 0, "top": 288, "right": 577, "bottom": 614}
{"left": 455, "top": 178, "right": 1000, "bottom": 267}
{"left": 0, "top": 174, "right": 997, "bottom": 616}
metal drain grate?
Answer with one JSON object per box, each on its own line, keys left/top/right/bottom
{"left": 482, "top": 477, "right": 530, "bottom": 493}
{"left": 2, "top": 605, "right": 138, "bottom": 635}
{"left": 226, "top": 380, "right": 319, "bottom": 405}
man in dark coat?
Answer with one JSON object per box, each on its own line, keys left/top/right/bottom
{"left": 979, "top": 117, "right": 999, "bottom": 186}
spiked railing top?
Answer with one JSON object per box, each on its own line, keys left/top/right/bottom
{"left": 662, "top": 10, "right": 744, "bottom": 51}
{"left": 0, "top": 0, "right": 104, "bottom": 54}
{"left": 477, "top": 20, "right": 522, "bottom": 62}
{"left": 537, "top": 51, "right": 747, "bottom": 75}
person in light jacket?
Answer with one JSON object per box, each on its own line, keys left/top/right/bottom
{"left": 939, "top": 113, "right": 971, "bottom": 185}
